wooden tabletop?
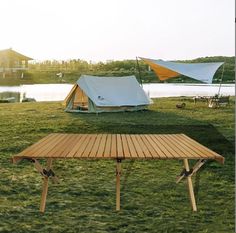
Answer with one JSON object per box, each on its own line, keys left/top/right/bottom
{"left": 12, "top": 133, "right": 224, "bottom": 163}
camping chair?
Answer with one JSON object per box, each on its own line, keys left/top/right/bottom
{"left": 208, "top": 96, "right": 230, "bottom": 108}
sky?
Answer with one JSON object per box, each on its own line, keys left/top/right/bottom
{"left": 0, "top": 0, "right": 234, "bottom": 62}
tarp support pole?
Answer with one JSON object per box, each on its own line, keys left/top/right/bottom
{"left": 40, "top": 158, "right": 53, "bottom": 213}
{"left": 183, "top": 159, "right": 197, "bottom": 211}
{"left": 217, "top": 63, "right": 225, "bottom": 96}
{"left": 136, "top": 57, "right": 143, "bottom": 86}
{"left": 116, "top": 159, "right": 122, "bottom": 211}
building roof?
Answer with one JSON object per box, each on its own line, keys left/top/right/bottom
{"left": 0, "top": 48, "right": 33, "bottom": 60}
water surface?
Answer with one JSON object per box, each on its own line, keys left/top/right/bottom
{"left": 0, "top": 83, "right": 234, "bottom": 102}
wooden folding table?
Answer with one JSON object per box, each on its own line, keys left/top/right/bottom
{"left": 12, "top": 133, "right": 224, "bottom": 212}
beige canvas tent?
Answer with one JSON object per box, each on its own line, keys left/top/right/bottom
{"left": 63, "top": 75, "right": 152, "bottom": 113}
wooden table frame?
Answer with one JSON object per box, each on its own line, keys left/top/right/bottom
{"left": 12, "top": 133, "right": 224, "bottom": 213}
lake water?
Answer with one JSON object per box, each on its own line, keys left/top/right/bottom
{"left": 0, "top": 83, "right": 234, "bottom": 102}
{"left": 143, "top": 83, "right": 235, "bottom": 98}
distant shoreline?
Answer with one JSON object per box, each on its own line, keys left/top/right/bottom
{"left": 0, "top": 83, "right": 234, "bottom": 103}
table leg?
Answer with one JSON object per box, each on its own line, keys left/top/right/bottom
{"left": 40, "top": 158, "right": 53, "bottom": 213}
{"left": 183, "top": 159, "right": 197, "bottom": 211}
{"left": 116, "top": 159, "right": 122, "bottom": 211}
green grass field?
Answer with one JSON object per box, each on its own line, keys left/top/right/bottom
{"left": 0, "top": 98, "right": 234, "bottom": 233}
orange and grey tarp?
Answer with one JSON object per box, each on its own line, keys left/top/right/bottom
{"left": 140, "top": 57, "right": 224, "bottom": 83}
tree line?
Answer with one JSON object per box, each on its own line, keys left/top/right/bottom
{"left": 29, "top": 56, "right": 235, "bottom": 83}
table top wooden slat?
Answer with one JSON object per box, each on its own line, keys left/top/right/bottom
{"left": 154, "top": 135, "right": 181, "bottom": 159}
{"left": 15, "top": 134, "right": 55, "bottom": 157}
{"left": 139, "top": 135, "right": 157, "bottom": 158}
{"left": 65, "top": 134, "right": 84, "bottom": 158}
{"left": 46, "top": 134, "right": 75, "bottom": 158}
{"left": 96, "top": 134, "right": 107, "bottom": 158}
{"left": 149, "top": 135, "right": 172, "bottom": 158}
{"left": 17, "top": 134, "right": 58, "bottom": 158}
{"left": 76, "top": 134, "right": 94, "bottom": 158}
{"left": 171, "top": 134, "right": 208, "bottom": 159}
{"left": 125, "top": 135, "right": 138, "bottom": 158}
{"left": 116, "top": 134, "right": 124, "bottom": 158}
{"left": 157, "top": 134, "right": 184, "bottom": 158}
{"left": 82, "top": 134, "right": 97, "bottom": 158}
{"left": 110, "top": 135, "right": 117, "bottom": 158}
{"left": 130, "top": 135, "right": 145, "bottom": 158}
{"left": 121, "top": 134, "right": 131, "bottom": 158}
{"left": 143, "top": 135, "right": 166, "bottom": 158}
{"left": 12, "top": 133, "right": 224, "bottom": 164}
{"left": 162, "top": 134, "right": 200, "bottom": 159}
{"left": 89, "top": 134, "right": 102, "bottom": 158}
{"left": 103, "top": 134, "right": 112, "bottom": 158}
{"left": 61, "top": 134, "right": 83, "bottom": 158}
{"left": 135, "top": 135, "right": 153, "bottom": 158}
{"left": 31, "top": 134, "right": 66, "bottom": 158}
{"left": 180, "top": 134, "right": 220, "bottom": 157}
{"left": 74, "top": 134, "right": 92, "bottom": 158}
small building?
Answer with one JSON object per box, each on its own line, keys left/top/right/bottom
{"left": 0, "top": 48, "right": 33, "bottom": 78}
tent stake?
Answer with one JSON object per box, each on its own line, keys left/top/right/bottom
{"left": 116, "top": 159, "right": 122, "bottom": 211}
{"left": 40, "top": 158, "right": 53, "bottom": 213}
{"left": 183, "top": 159, "right": 197, "bottom": 211}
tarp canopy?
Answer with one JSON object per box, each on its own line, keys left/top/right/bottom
{"left": 140, "top": 57, "right": 224, "bottom": 84}
{"left": 77, "top": 75, "right": 152, "bottom": 107}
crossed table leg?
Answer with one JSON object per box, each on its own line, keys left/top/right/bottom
{"left": 15, "top": 157, "right": 206, "bottom": 212}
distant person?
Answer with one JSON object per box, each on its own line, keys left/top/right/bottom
{"left": 56, "top": 72, "right": 65, "bottom": 82}
{"left": 56, "top": 72, "right": 64, "bottom": 78}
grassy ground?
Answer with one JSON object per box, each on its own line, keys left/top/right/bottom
{"left": 0, "top": 98, "right": 234, "bottom": 233}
